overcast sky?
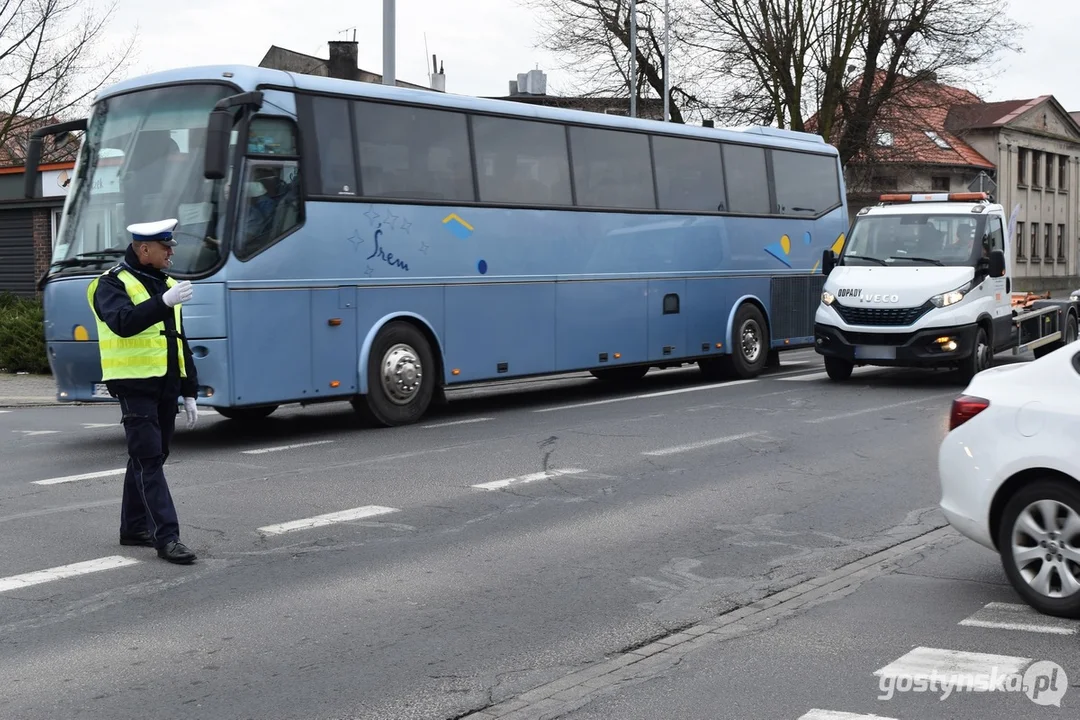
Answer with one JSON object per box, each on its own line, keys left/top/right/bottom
{"left": 89, "top": 0, "right": 1080, "bottom": 112}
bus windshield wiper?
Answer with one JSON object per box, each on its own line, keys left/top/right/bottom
{"left": 49, "top": 250, "right": 125, "bottom": 270}
{"left": 889, "top": 255, "right": 944, "bottom": 266}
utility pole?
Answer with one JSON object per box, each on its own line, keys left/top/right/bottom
{"left": 629, "top": 0, "right": 637, "bottom": 118}
{"left": 383, "top": 0, "right": 395, "bottom": 86}
{"left": 663, "top": 0, "right": 669, "bottom": 122}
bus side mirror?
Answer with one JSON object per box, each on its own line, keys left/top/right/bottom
{"left": 204, "top": 109, "right": 233, "bottom": 180}
{"left": 988, "top": 249, "right": 1006, "bottom": 278}
{"left": 822, "top": 249, "right": 836, "bottom": 276}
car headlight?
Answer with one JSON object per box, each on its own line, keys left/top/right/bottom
{"left": 821, "top": 290, "right": 835, "bottom": 305}
{"left": 930, "top": 282, "right": 971, "bottom": 308}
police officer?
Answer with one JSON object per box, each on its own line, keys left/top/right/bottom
{"left": 87, "top": 218, "right": 198, "bottom": 565}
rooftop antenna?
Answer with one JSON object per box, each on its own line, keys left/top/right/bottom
{"left": 339, "top": 27, "right": 357, "bottom": 41}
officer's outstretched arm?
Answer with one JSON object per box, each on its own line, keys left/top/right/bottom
{"left": 93, "top": 274, "right": 171, "bottom": 338}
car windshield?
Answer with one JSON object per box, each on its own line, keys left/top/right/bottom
{"left": 50, "top": 83, "right": 236, "bottom": 278}
{"left": 841, "top": 213, "right": 987, "bottom": 267}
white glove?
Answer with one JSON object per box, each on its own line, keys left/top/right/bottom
{"left": 184, "top": 397, "right": 198, "bottom": 429}
{"left": 163, "top": 281, "right": 193, "bottom": 307}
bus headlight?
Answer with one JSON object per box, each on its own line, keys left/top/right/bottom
{"left": 821, "top": 290, "right": 835, "bottom": 306}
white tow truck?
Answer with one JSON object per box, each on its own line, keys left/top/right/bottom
{"left": 814, "top": 192, "right": 1080, "bottom": 381}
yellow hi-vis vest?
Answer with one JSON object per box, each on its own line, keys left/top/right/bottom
{"left": 87, "top": 267, "right": 187, "bottom": 381}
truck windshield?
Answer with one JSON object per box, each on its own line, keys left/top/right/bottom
{"left": 841, "top": 213, "right": 987, "bottom": 267}
{"left": 50, "top": 83, "right": 236, "bottom": 278}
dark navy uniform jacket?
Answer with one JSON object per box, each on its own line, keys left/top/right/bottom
{"left": 91, "top": 244, "right": 199, "bottom": 400}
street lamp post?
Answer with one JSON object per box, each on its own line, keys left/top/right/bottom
{"left": 383, "top": 0, "right": 395, "bottom": 86}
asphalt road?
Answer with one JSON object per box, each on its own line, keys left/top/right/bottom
{"left": 1, "top": 349, "right": 1074, "bottom": 720}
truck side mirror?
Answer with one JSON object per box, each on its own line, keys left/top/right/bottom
{"left": 822, "top": 249, "right": 836, "bottom": 276}
{"left": 988, "top": 249, "right": 1006, "bottom": 278}
{"left": 203, "top": 109, "right": 233, "bottom": 180}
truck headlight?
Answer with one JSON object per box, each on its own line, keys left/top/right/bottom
{"left": 821, "top": 290, "right": 835, "bottom": 305}
{"left": 930, "top": 282, "right": 971, "bottom": 308}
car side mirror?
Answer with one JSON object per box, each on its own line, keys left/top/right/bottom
{"left": 822, "top": 249, "right": 836, "bottom": 276}
{"left": 988, "top": 249, "right": 1006, "bottom": 278}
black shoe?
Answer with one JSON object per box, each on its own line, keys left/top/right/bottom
{"left": 157, "top": 540, "right": 197, "bottom": 564}
{"left": 120, "top": 530, "right": 154, "bottom": 547}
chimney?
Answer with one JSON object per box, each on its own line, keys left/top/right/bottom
{"left": 429, "top": 54, "right": 446, "bottom": 92}
{"left": 513, "top": 69, "right": 547, "bottom": 95}
{"left": 327, "top": 40, "right": 359, "bottom": 81}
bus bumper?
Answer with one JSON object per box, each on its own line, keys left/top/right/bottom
{"left": 813, "top": 322, "right": 979, "bottom": 368}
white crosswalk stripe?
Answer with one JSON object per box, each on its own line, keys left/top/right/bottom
{"left": 959, "top": 601, "right": 1080, "bottom": 635}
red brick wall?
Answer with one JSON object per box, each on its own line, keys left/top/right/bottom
{"left": 32, "top": 208, "right": 52, "bottom": 292}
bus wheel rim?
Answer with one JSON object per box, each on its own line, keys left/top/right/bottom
{"left": 381, "top": 343, "right": 422, "bottom": 405}
{"left": 741, "top": 321, "right": 761, "bottom": 363}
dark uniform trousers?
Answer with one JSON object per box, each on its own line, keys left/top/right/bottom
{"left": 118, "top": 391, "right": 181, "bottom": 548}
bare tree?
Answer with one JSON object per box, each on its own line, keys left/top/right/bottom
{"left": 518, "top": 0, "right": 717, "bottom": 123}
{"left": 0, "top": 0, "right": 136, "bottom": 166}
{"left": 689, "top": 0, "right": 1024, "bottom": 164}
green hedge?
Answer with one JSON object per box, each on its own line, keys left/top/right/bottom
{"left": 0, "top": 292, "right": 50, "bottom": 374}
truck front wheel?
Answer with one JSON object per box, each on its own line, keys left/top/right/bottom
{"left": 824, "top": 357, "right": 853, "bottom": 381}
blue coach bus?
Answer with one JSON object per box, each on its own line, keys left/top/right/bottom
{"left": 26, "top": 65, "right": 848, "bottom": 426}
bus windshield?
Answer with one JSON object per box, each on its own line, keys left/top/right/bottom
{"left": 841, "top": 213, "right": 988, "bottom": 267}
{"left": 51, "top": 83, "right": 236, "bottom": 277}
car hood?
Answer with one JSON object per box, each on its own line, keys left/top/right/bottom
{"left": 825, "top": 266, "right": 974, "bottom": 307}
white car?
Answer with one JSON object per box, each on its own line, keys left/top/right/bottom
{"left": 938, "top": 342, "right": 1080, "bottom": 618}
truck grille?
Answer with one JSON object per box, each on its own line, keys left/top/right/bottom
{"left": 833, "top": 302, "right": 931, "bottom": 327}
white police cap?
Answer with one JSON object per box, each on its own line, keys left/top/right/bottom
{"left": 127, "top": 218, "right": 178, "bottom": 246}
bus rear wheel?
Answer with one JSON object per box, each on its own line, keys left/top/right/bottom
{"left": 358, "top": 321, "right": 435, "bottom": 427}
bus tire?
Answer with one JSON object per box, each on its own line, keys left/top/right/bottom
{"left": 361, "top": 321, "right": 435, "bottom": 427}
{"left": 215, "top": 405, "right": 277, "bottom": 421}
{"left": 727, "top": 303, "right": 769, "bottom": 378}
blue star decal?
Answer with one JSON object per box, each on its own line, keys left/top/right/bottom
{"left": 418, "top": 241, "right": 430, "bottom": 254}
{"left": 363, "top": 209, "right": 380, "bottom": 226}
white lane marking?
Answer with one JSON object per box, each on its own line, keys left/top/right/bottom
{"left": 82, "top": 423, "right": 116, "bottom": 429}
{"left": 240, "top": 440, "right": 334, "bottom": 455}
{"left": 533, "top": 379, "right": 758, "bottom": 413}
{"left": 422, "top": 417, "right": 494, "bottom": 429}
{"left": 472, "top": 468, "right": 587, "bottom": 490}
{"left": 0, "top": 410, "right": 10, "bottom": 414}
{"left": 805, "top": 393, "right": 956, "bottom": 424}
{"left": 258, "top": 505, "right": 399, "bottom": 535}
{"left": 798, "top": 712, "right": 897, "bottom": 720}
{"left": 32, "top": 468, "right": 126, "bottom": 485}
{"left": 642, "top": 431, "right": 764, "bottom": 457}
{"left": 13, "top": 430, "right": 60, "bottom": 436}
{"left": 959, "top": 601, "right": 1079, "bottom": 635}
{"left": 0, "top": 556, "right": 139, "bottom": 594}
{"left": 778, "top": 368, "right": 880, "bottom": 382}
{"left": 874, "top": 646, "right": 1031, "bottom": 682}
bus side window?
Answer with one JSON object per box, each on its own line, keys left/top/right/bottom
{"left": 236, "top": 160, "right": 302, "bottom": 259}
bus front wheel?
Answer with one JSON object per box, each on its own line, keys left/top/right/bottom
{"left": 359, "top": 321, "right": 435, "bottom": 427}
{"left": 728, "top": 303, "right": 769, "bottom": 378}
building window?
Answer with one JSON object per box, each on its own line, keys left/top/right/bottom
{"left": 1045, "top": 223, "right": 1053, "bottom": 260}
{"left": 1017, "top": 148, "right": 1027, "bottom": 185}
{"left": 931, "top": 176, "right": 949, "bottom": 191}
{"left": 876, "top": 130, "right": 894, "bottom": 147}
{"left": 1060, "top": 156, "right": 1069, "bottom": 190}
{"left": 873, "top": 175, "right": 898, "bottom": 190}
{"left": 1032, "top": 152, "right": 1042, "bottom": 188}
{"left": 1016, "top": 221, "right": 1025, "bottom": 261}
{"left": 50, "top": 208, "right": 63, "bottom": 250}
{"left": 1046, "top": 153, "right": 1055, "bottom": 189}
{"left": 1031, "top": 222, "right": 1039, "bottom": 259}
{"left": 1059, "top": 224, "right": 1067, "bottom": 261}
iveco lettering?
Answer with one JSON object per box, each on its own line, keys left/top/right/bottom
{"left": 814, "top": 192, "right": 1079, "bottom": 381}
